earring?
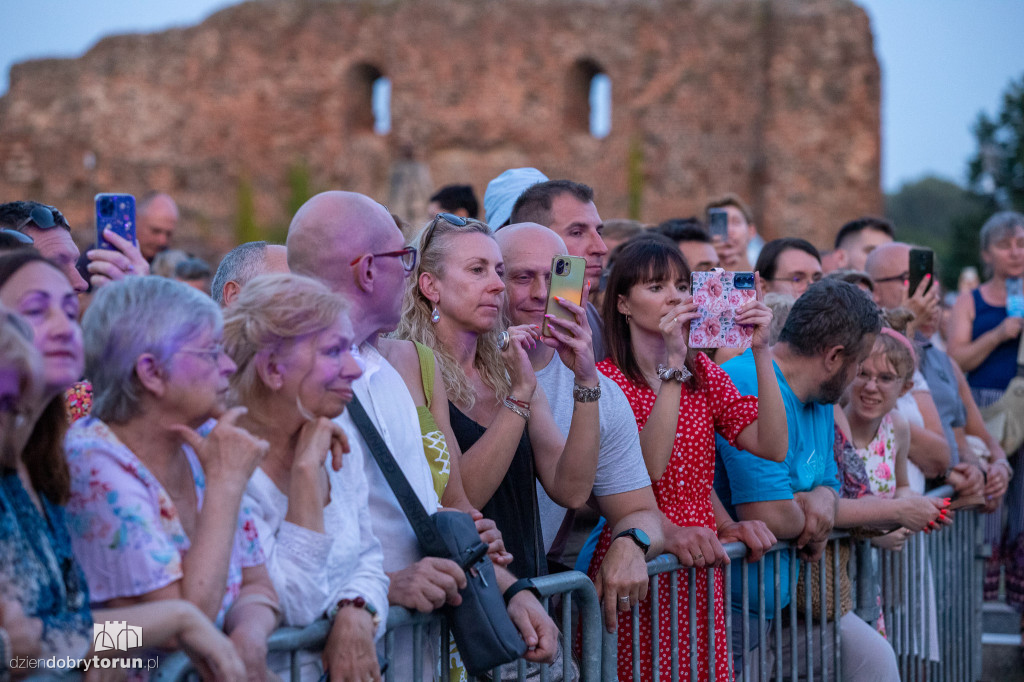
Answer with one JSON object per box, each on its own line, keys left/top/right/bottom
{"left": 431, "top": 307, "right": 441, "bottom": 324}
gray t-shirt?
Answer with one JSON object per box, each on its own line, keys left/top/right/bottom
{"left": 534, "top": 353, "right": 650, "bottom": 557}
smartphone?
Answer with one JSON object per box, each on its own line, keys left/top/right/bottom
{"left": 95, "top": 193, "right": 136, "bottom": 250}
{"left": 689, "top": 270, "right": 757, "bottom": 349}
{"left": 907, "top": 248, "right": 934, "bottom": 296}
{"left": 542, "top": 255, "right": 586, "bottom": 338}
{"left": 708, "top": 208, "right": 729, "bottom": 241}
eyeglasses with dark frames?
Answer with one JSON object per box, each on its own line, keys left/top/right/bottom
{"left": 348, "top": 246, "right": 419, "bottom": 272}
{"left": 15, "top": 205, "right": 69, "bottom": 232}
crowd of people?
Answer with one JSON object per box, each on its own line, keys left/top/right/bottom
{"left": 0, "top": 169, "right": 1022, "bottom": 682}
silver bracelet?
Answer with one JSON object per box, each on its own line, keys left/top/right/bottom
{"left": 572, "top": 382, "right": 601, "bottom": 403}
{"left": 503, "top": 398, "right": 531, "bottom": 421}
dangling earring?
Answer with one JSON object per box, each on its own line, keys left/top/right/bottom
{"left": 431, "top": 307, "right": 441, "bottom": 324}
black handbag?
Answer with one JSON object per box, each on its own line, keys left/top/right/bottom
{"left": 348, "top": 397, "right": 528, "bottom": 676}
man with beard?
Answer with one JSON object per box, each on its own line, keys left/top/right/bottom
{"left": 714, "top": 279, "right": 889, "bottom": 678}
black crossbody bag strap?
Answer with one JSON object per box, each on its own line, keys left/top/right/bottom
{"left": 347, "top": 396, "right": 448, "bottom": 557}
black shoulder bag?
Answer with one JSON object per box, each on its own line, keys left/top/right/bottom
{"left": 347, "top": 397, "right": 527, "bottom": 675}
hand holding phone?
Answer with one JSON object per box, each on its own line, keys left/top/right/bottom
{"left": 707, "top": 208, "right": 729, "bottom": 241}
{"left": 95, "top": 193, "right": 136, "bottom": 250}
{"left": 907, "top": 248, "right": 934, "bottom": 298}
{"left": 542, "top": 256, "right": 586, "bottom": 338}
{"left": 688, "top": 270, "right": 757, "bottom": 349}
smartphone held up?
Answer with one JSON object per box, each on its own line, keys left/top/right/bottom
{"left": 542, "top": 255, "right": 586, "bottom": 338}
{"left": 689, "top": 270, "right": 756, "bottom": 349}
{"left": 95, "top": 193, "right": 136, "bottom": 250}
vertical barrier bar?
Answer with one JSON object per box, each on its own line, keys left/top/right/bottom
{"left": 561, "top": 592, "right": 571, "bottom": 682}
{"left": 671, "top": 570, "right": 679, "bottom": 682}
{"left": 818, "top": 551, "right": 828, "bottom": 682}
{"left": 632, "top": 602, "right": 641, "bottom": 682}
{"left": 724, "top": 560, "right": 733, "bottom": 682}
{"left": 412, "top": 623, "right": 423, "bottom": 682}
{"left": 708, "top": 568, "right": 716, "bottom": 682}
{"left": 689, "top": 568, "right": 698, "bottom": 682}
{"left": 773, "top": 552, "right": 782, "bottom": 682}
{"left": 790, "top": 548, "right": 798, "bottom": 682}
{"left": 384, "top": 628, "right": 395, "bottom": 681}
{"left": 651, "top": 575, "right": 660, "bottom": 682}
{"left": 441, "top": 620, "right": 450, "bottom": 682}
{"left": 803, "top": 563, "right": 813, "bottom": 680}
{"left": 832, "top": 538, "right": 841, "bottom": 680}
{"left": 757, "top": 559, "right": 767, "bottom": 682}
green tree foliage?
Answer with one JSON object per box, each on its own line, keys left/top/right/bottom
{"left": 967, "top": 74, "right": 1024, "bottom": 211}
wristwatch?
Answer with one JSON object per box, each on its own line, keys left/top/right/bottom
{"left": 503, "top": 577, "right": 541, "bottom": 606}
{"left": 613, "top": 528, "right": 652, "bottom": 555}
{"left": 657, "top": 363, "right": 692, "bottom": 383}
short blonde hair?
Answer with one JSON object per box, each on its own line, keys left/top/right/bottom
{"left": 223, "top": 273, "right": 349, "bottom": 400}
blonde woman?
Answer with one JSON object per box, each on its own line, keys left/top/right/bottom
{"left": 225, "top": 273, "right": 388, "bottom": 682}
{"left": 395, "top": 213, "right": 601, "bottom": 581}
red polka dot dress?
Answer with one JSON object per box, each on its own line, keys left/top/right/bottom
{"left": 589, "top": 353, "right": 758, "bottom": 682}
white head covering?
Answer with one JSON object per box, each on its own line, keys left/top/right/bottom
{"left": 483, "top": 167, "right": 549, "bottom": 231}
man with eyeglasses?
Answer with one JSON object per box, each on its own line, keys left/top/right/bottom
{"left": 865, "top": 242, "right": 992, "bottom": 502}
{"left": 287, "top": 191, "right": 559, "bottom": 679}
{"left": 0, "top": 201, "right": 89, "bottom": 292}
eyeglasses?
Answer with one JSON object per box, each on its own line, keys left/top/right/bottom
{"left": 874, "top": 271, "right": 909, "bottom": 284}
{"left": 177, "top": 342, "right": 226, "bottom": 363}
{"left": 348, "top": 246, "right": 418, "bottom": 272}
{"left": 15, "top": 205, "right": 69, "bottom": 231}
{"left": 853, "top": 369, "right": 901, "bottom": 388}
{"left": 770, "top": 272, "right": 823, "bottom": 286}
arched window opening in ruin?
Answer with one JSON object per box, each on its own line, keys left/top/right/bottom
{"left": 590, "top": 73, "right": 611, "bottom": 138}
{"left": 349, "top": 64, "right": 390, "bottom": 135}
{"left": 372, "top": 77, "right": 391, "bottom": 135}
{"left": 567, "top": 59, "right": 611, "bottom": 138}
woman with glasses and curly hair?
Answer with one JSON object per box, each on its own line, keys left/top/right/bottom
{"left": 394, "top": 213, "right": 602, "bottom": 582}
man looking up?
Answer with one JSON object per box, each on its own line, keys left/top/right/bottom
{"left": 510, "top": 180, "right": 609, "bottom": 359}
{"left": 286, "top": 191, "right": 558, "bottom": 677}
{"left": 495, "top": 222, "right": 662, "bottom": 630}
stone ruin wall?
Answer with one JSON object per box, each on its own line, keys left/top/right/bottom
{"left": 0, "top": 0, "right": 881, "bottom": 257}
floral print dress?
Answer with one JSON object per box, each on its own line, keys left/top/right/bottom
{"left": 588, "top": 354, "right": 758, "bottom": 682}
{"left": 852, "top": 413, "right": 897, "bottom": 499}
{"left": 64, "top": 417, "right": 265, "bottom": 626}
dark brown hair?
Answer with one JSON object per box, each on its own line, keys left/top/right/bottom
{"left": 602, "top": 237, "right": 696, "bottom": 387}
{"left": 0, "top": 249, "right": 73, "bottom": 503}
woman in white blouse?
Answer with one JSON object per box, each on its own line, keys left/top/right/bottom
{"left": 224, "top": 273, "right": 388, "bottom": 682}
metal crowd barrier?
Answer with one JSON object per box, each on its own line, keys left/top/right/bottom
{"left": 152, "top": 485, "right": 983, "bottom": 682}
{"left": 154, "top": 570, "right": 601, "bottom": 681}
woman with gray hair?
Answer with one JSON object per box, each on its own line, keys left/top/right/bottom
{"left": 63, "top": 276, "right": 280, "bottom": 680}
{"left": 225, "top": 273, "right": 388, "bottom": 682}
{"left": 947, "top": 210, "right": 1024, "bottom": 642}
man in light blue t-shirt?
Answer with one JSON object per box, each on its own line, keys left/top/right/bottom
{"left": 715, "top": 279, "right": 881, "bottom": 622}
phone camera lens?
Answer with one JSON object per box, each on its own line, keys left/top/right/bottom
{"left": 555, "top": 260, "right": 566, "bottom": 276}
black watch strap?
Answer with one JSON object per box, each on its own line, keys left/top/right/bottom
{"left": 614, "top": 527, "right": 651, "bottom": 554}
{"left": 503, "top": 577, "right": 541, "bottom": 606}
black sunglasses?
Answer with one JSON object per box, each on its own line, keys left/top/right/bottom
{"left": 419, "top": 212, "right": 482, "bottom": 254}
{"left": 0, "top": 229, "right": 34, "bottom": 247}
{"left": 15, "top": 205, "right": 68, "bottom": 231}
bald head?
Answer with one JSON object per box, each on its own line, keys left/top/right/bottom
{"left": 864, "top": 242, "right": 911, "bottom": 309}
{"left": 287, "top": 191, "right": 396, "bottom": 287}
{"left": 497, "top": 222, "right": 569, "bottom": 328}
{"left": 287, "top": 191, "right": 408, "bottom": 342}
{"left": 137, "top": 193, "right": 179, "bottom": 261}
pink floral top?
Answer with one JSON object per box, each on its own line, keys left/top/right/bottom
{"left": 851, "top": 413, "right": 897, "bottom": 498}
{"left": 64, "top": 418, "right": 265, "bottom": 626}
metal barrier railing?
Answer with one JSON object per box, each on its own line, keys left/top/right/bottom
{"left": 152, "top": 485, "right": 983, "bottom": 682}
{"left": 154, "top": 570, "right": 601, "bottom": 682}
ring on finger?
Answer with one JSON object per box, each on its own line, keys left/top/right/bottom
{"left": 497, "top": 331, "right": 510, "bottom": 352}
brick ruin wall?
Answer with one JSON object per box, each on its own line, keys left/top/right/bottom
{"left": 0, "top": 0, "right": 881, "bottom": 257}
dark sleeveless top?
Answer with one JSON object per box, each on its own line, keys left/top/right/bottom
{"left": 968, "top": 288, "right": 1017, "bottom": 391}
{"left": 448, "top": 402, "right": 547, "bottom": 580}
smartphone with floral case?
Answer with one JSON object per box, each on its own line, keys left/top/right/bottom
{"left": 689, "top": 270, "right": 757, "bottom": 349}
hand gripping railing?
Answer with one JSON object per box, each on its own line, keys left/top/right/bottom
{"left": 153, "top": 570, "right": 602, "bottom": 682}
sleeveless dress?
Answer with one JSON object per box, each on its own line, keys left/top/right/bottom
{"left": 851, "top": 413, "right": 898, "bottom": 499}
{"left": 589, "top": 353, "right": 757, "bottom": 682}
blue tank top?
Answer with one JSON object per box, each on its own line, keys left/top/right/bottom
{"left": 967, "top": 288, "right": 1018, "bottom": 391}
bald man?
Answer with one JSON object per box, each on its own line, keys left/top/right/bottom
{"left": 865, "top": 242, "right": 991, "bottom": 502}
{"left": 286, "top": 192, "right": 558, "bottom": 676}
{"left": 136, "top": 193, "right": 179, "bottom": 262}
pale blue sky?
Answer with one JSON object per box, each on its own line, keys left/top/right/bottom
{"left": 2, "top": 0, "right": 1022, "bottom": 192}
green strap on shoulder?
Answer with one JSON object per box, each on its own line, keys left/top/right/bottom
{"left": 413, "top": 341, "right": 436, "bottom": 409}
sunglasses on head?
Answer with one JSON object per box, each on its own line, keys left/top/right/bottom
{"left": 15, "top": 205, "right": 68, "bottom": 231}
{"left": 0, "top": 229, "right": 34, "bottom": 247}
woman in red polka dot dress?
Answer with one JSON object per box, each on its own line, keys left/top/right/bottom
{"left": 587, "top": 238, "right": 788, "bottom": 681}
